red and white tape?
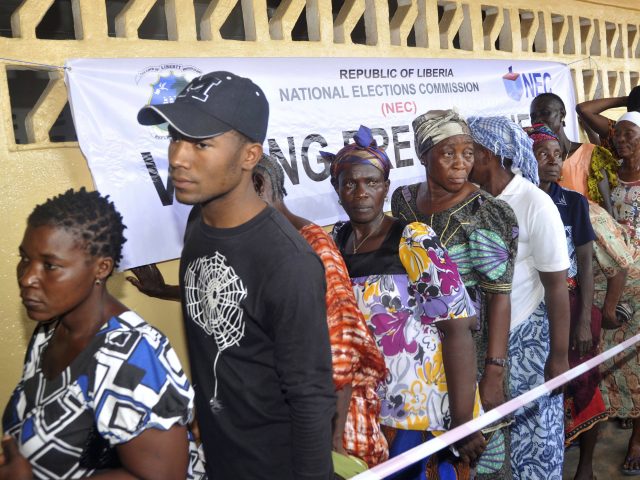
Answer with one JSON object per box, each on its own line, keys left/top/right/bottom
{"left": 352, "top": 332, "right": 640, "bottom": 480}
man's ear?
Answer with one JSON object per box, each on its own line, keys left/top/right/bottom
{"left": 241, "top": 143, "right": 263, "bottom": 172}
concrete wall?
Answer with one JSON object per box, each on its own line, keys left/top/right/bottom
{"left": 1, "top": 0, "right": 639, "bottom": 411}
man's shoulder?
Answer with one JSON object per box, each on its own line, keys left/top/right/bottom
{"left": 263, "top": 209, "right": 318, "bottom": 258}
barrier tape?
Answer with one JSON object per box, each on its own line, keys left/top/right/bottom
{"left": 352, "top": 332, "right": 640, "bottom": 480}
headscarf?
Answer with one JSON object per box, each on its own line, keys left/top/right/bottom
{"left": 321, "top": 125, "right": 392, "bottom": 186}
{"left": 524, "top": 123, "right": 559, "bottom": 148}
{"left": 254, "top": 154, "right": 287, "bottom": 200}
{"left": 412, "top": 109, "right": 471, "bottom": 158}
{"left": 618, "top": 111, "right": 640, "bottom": 128}
{"left": 467, "top": 115, "right": 540, "bottom": 185}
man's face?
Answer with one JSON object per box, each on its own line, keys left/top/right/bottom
{"left": 530, "top": 97, "right": 565, "bottom": 134}
{"left": 168, "top": 128, "right": 247, "bottom": 205}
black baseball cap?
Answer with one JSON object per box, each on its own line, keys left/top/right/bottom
{"left": 137, "top": 71, "right": 269, "bottom": 143}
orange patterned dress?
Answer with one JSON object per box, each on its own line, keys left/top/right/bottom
{"left": 299, "top": 224, "right": 388, "bottom": 467}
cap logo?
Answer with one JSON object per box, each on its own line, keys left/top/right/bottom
{"left": 178, "top": 76, "right": 222, "bottom": 103}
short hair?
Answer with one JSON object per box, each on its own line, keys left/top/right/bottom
{"left": 253, "top": 154, "right": 287, "bottom": 201}
{"left": 532, "top": 92, "right": 566, "bottom": 113}
{"left": 229, "top": 129, "right": 252, "bottom": 146}
{"left": 628, "top": 86, "right": 640, "bottom": 112}
{"left": 28, "top": 187, "right": 127, "bottom": 268}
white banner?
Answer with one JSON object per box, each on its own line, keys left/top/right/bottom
{"left": 65, "top": 57, "right": 577, "bottom": 270}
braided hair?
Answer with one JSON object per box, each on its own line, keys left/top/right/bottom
{"left": 28, "top": 187, "right": 127, "bottom": 268}
{"left": 253, "top": 154, "right": 287, "bottom": 201}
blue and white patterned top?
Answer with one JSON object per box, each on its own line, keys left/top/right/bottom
{"left": 2, "top": 311, "right": 206, "bottom": 479}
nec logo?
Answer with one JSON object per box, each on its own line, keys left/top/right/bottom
{"left": 502, "top": 66, "right": 552, "bottom": 101}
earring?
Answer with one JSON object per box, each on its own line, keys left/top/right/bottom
{"left": 95, "top": 279, "right": 102, "bottom": 285}
{"left": 562, "top": 120, "right": 566, "bottom": 127}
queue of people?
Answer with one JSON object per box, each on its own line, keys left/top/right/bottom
{"left": 2, "top": 71, "right": 640, "bottom": 480}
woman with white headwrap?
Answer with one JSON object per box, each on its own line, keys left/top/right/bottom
{"left": 595, "top": 111, "right": 640, "bottom": 475}
{"left": 467, "top": 116, "right": 570, "bottom": 480}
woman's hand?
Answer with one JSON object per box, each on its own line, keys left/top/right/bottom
{"left": 571, "top": 311, "right": 594, "bottom": 357}
{"left": 601, "top": 302, "right": 622, "bottom": 329}
{"left": 454, "top": 431, "right": 486, "bottom": 466}
{"left": 0, "top": 435, "right": 32, "bottom": 480}
{"left": 126, "top": 264, "right": 180, "bottom": 301}
{"left": 478, "top": 366, "right": 506, "bottom": 411}
{"left": 544, "top": 352, "right": 569, "bottom": 395}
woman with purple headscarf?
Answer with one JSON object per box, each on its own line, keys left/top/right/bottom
{"left": 324, "top": 125, "right": 486, "bottom": 479}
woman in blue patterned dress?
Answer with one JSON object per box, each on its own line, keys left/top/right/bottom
{"left": 2, "top": 188, "right": 205, "bottom": 480}
{"left": 324, "top": 125, "right": 486, "bottom": 480}
{"left": 466, "top": 116, "right": 571, "bottom": 480}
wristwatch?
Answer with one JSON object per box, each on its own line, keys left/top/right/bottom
{"left": 485, "top": 357, "right": 507, "bottom": 368}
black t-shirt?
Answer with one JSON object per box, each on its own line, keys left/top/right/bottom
{"left": 180, "top": 206, "right": 335, "bottom": 480}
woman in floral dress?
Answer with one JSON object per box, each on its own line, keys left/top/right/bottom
{"left": 596, "top": 111, "right": 640, "bottom": 475}
{"left": 323, "top": 125, "right": 485, "bottom": 480}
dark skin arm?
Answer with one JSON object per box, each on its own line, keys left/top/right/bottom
{"left": 573, "top": 242, "right": 595, "bottom": 357}
{"left": 597, "top": 171, "right": 614, "bottom": 215}
{"left": 576, "top": 96, "right": 627, "bottom": 139}
{"left": 538, "top": 270, "right": 570, "bottom": 389}
{"left": 0, "top": 436, "right": 32, "bottom": 480}
{"left": 438, "top": 316, "right": 487, "bottom": 465}
{"left": 601, "top": 268, "right": 628, "bottom": 329}
{"left": 332, "top": 385, "right": 352, "bottom": 454}
{"left": 126, "top": 264, "right": 181, "bottom": 301}
{"left": 0, "top": 425, "right": 189, "bottom": 480}
{"left": 478, "top": 292, "right": 510, "bottom": 411}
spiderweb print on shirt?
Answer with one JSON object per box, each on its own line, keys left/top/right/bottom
{"left": 185, "top": 253, "right": 248, "bottom": 413}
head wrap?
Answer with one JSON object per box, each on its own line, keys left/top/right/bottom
{"left": 467, "top": 115, "right": 540, "bottom": 185}
{"left": 412, "top": 109, "right": 471, "bottom": 158}
{"left": 524, "top": 122, "right": 560, "bottom": 147}
{"left": 618, "top": 111, "right": 640, "bottom": 128}
{"left": 321, "top": 125, "right": 392, "bottom": 186}
{"left": 254, "top": 154, "right": 287, "bottom": 200}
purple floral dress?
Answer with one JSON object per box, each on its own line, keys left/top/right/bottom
{"left": 334, "top": 219, "right": 479, "bottom": 432}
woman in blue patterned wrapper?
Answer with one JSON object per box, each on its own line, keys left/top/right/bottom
{"left": 2, "top": 188, "right": 205, "bottom": 480}
{"left": 323, "top": 126, "right": 486, "bottom": 480}
{"left": 467, "top": 116, "right": 570, "bottom": 480}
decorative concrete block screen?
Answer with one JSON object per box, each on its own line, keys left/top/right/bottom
{"left": 1, "top": 0, "right": 639, "bottom": 150}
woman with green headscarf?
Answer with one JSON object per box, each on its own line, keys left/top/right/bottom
{"left": 391, "top": 110, "right": 519, "bottom": 479}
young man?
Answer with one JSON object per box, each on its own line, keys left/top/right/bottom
{"left": 137, "top": 71, "right": 335, "bottom": 480}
